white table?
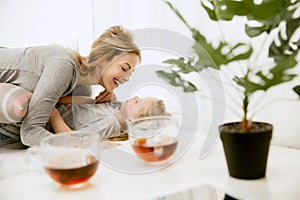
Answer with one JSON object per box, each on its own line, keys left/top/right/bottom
{"left": 0, "top": 133, "right": 300, "bottom": 200}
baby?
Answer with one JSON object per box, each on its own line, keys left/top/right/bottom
{"left": 51, "top": 96, "right": 170, "bottom": 140}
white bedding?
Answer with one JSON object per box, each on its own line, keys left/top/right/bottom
{"left": 0, "top": 148, "right": 28, "bottom": 179}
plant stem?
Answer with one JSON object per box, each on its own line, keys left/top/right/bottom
{"left": 242, "top": 94, "right": 250, "bottom": 132}
{"left": 242, "top": 70, "right": 251, "bottom": 132}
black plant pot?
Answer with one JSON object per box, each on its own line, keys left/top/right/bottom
{"left": 219, "top": 122, "right": 273, "bottom": 179}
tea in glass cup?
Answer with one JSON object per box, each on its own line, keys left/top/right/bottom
{"left": 127, "top": 116, "right": 179, "bottom": 164}
{"left": 29, "top": 132, "right": 101, "bottom": 188}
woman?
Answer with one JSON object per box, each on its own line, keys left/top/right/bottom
{"left": 0, "top": 26, "right": 141, "bottom": 147}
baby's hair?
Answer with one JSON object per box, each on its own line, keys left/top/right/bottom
{"left": 109, "top": 99, "right": 170, "bottom": 141}
{"left": 137, "top": 99, "right": 171, "bottom": 119}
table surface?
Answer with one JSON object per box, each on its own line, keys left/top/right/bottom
{"left": 0, "top": 132, "right": 300, "bottom": 200}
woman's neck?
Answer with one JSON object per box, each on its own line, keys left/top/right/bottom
{"left": 77, "top": 65, "right": 102, "bottom": 85}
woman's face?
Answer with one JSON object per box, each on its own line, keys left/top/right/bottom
{"left": 120, "top": 96, "right": 158, "bottom": 120}
{"left": 98, "top": 52, "right": 140, "bottom": 92}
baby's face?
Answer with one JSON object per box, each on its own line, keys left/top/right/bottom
{"left": 120, "top": 96, "right": 158, "bottom": 120}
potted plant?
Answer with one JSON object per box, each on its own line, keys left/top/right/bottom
{"left": 157, "top": 0, "right": 300, "bottom": 179}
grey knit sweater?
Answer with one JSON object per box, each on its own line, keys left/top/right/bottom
{"left": 0, "top": 46, "right": 79, "bottom": 146}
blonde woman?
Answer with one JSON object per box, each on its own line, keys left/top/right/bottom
{"left": 0, "top": 26, "right": 141, "bottom": 147}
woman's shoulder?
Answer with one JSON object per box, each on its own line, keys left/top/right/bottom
{"left": 2, "top": 45, "right": 73, "bottom": 60}
{"left": 31, "top": 45, "right": 65, "bottom": 50}
{"left": 31, "top": 45, "right": 77, "bottom": 65}
{"left": 31, "top": 45, "right": 70, "bottom": 56}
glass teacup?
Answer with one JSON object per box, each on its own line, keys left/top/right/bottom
{"left": 127, "top": 116, "right": 179, "bottom": 165}
{"left": 28, "top": 131, "right": 101, "bottom": 188}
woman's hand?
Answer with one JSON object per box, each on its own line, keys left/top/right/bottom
{"left": 95, "top": 90, "right": 116, "bottom": 103}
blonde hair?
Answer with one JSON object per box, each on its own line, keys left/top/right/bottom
{"left": 72, "top": 26, "right": 141, "bottom": 76}
{"left": 137, "top": 100, "right": 171, "bottom": 119}
{"left": 113, "top": 99, "right": 171, "bottom": 139}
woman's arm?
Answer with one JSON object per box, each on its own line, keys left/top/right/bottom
{"left": 49, "top": 108, "right": 72, "bottom": 133}
{"left": 59, "top": 96, "right": 95, "bottom": 104}
{"left": 115, "top": 112, "right": 127, "bottom": 131}
{"left": 59, "top": 89, "right": 116, "bottom": 104}
{"left": 20, "top": 59, "right": 77, "bottom": 146}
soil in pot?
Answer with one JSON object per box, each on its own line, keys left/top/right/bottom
{"left": 219, "top": 122, "right": 273, "bottom": 179}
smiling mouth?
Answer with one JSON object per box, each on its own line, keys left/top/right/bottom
{"left": 113, "top": 78, "right": 121, "bottom": 88}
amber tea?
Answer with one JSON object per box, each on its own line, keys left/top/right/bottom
{"left": 128, "top": 116, "right": 180, "bottom": 164}
{"left": 44, "top": 153, "right": 99, "bottom": 185}
{"left": 31, "top": 132, "right": 102, "bottom": 187}
{"left": 131, "top": 136, "right": 178, "bottom": 163}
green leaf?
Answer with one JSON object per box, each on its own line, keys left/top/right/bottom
{"left": 227, "top": 43, "right": 253, "bottom": 62}
{"left": 201, "top": 0, "right": 285, "bottom": 21}
{"left": 205, "top": 0, "right": 295, "bottom": 39}
{"left": 293, "top": 86, "right": 300, "bottom": 98}
{"left": 156, "top": 70, "right": 197, "bottom": 92}
{"left": 201, "top": 0, "right": 234, "bottom": 21}
{"left": 201, "top": 1, "right": 217, "bottom": 21}
{"left": 245, "top": 24, "right": 269, "bottom": 37}
{"left": 163, "top": 57, "right": 202, "bottom": 73}
{"left": 163, "top": 0, "right": 192, "bottom": 29}
{"left": 162, "top": 1, "right": 253, "bottom": 72}
{"left": 245, "top": 54, "right": 298, "bottom": 94}
{"left": 269, "top": 17, "right": 300, "bottom": 61}
{"left": 191, "top": 29, "right": 252, "bottom": 70}
{"left": 224, "top": 0, "right": 285, "bottom": 20}
{"left": 286, "top": 17, "right": 300, "bottom": 38}
{"left": 233, "top": 76, "right": 246, "bottom": 88}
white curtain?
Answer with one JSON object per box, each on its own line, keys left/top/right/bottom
{"left": 0, "top": 0, "right": 93, "bottom": 53}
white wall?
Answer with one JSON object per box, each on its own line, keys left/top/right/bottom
{"left": 1, "top": 0, "right": 299, "bottom": 148}
{"left": 0, "top": 0, "right": 93, "bottom": 53}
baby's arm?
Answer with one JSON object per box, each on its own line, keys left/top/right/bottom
{"left": 59, "top": 96, "right": 95, "bottom": 104}
{"left": 49, "top": 108, "right": 72, "bottom": 133}
{"left": 115, "top": 112, "right": 127, "bottom": 131}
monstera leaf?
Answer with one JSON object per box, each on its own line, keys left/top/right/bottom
{"left": 202, "top": 0, "right": 289, "bottom": 22}
{"left": 156, "top": 69, "right": 197, "bottom": 92}
{"left": 202, "top": 0, "right": 300, "bottom": 63}
{"left": 234, "top": 54, "right": 298, "bottom": 95}
{"left": 269, "top": 18, "right": 300, "bottom": 61}
{"left": 164, "top": 0, "right": 252, "bottom": 70}
{"left": 158, "top": 0, "right": 253, "bottom": 92}
{"left": 293, "top": 86, "right": 300, "bottom": 98}
{"left": 162, "top": 57, "right": 202, "bottom": 73}
{"left": 191, "top": 29, "right": 253, "bottom": 70}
